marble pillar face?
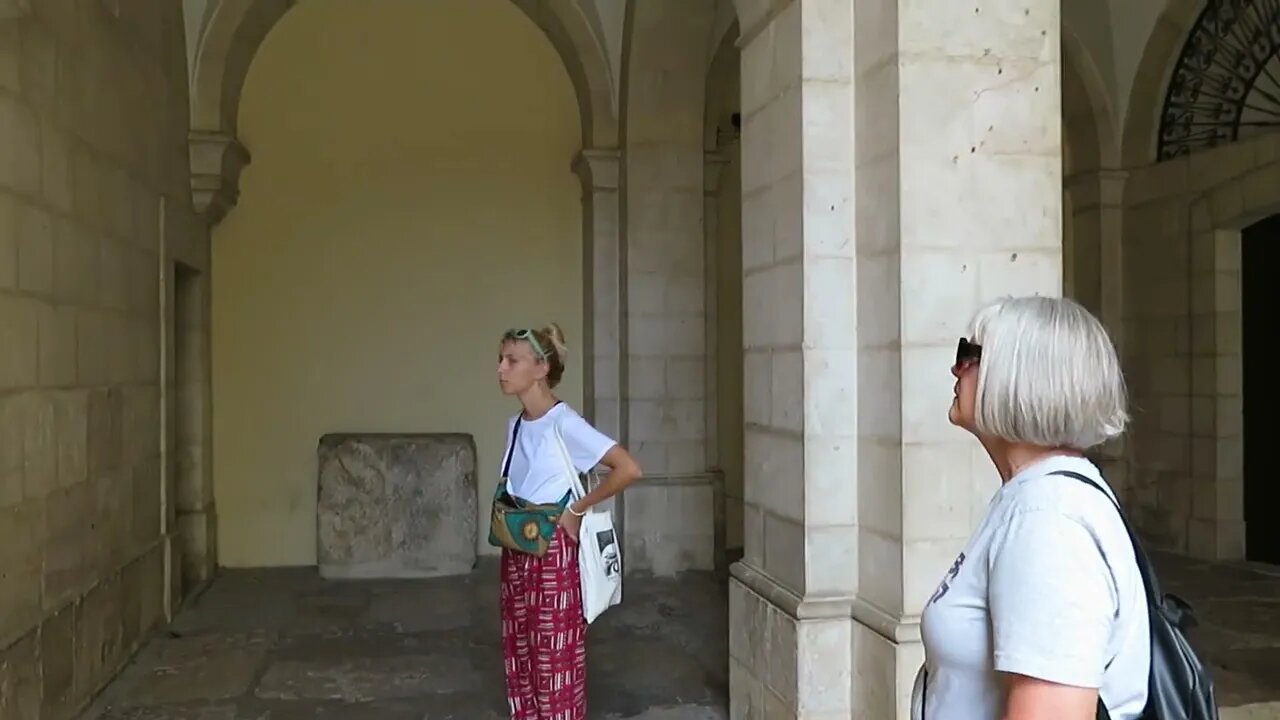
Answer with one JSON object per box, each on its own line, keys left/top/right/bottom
{"left": 730, "top": 0, "right": 1062, "bottom": 716}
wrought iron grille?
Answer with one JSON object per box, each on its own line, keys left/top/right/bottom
{"left": 1157, "top": 0, "right": 1280, "bottom": 160}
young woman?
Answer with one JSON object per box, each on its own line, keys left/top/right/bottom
{"left": 915, "top": 296, "right": 1150, "bottom": 719}
{"left": 492, "top": 324, "right": 642, "bottom": 720}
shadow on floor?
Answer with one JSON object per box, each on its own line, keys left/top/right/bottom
{"left": 78, "top": 559, "right": 729, "bottom": 719}
{"left": 77, "top": 552, "right": 1280, "bottom": 719}
{"left": 1153, "top": 550, "right": 1280, "bottom": 713}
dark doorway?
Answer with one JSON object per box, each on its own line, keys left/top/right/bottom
{"left": 1242, "top": 214, "right": 1280, "bottom": 564}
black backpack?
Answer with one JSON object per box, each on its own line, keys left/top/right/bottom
{"left": 1051, "top": 470, "right": 1219, "bottom": 720}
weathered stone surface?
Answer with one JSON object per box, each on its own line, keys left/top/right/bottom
{"left": 255, "top": 655, "right": 482, "bottom": 701}
{"left": 77, "top": 562, "right": 730, "bottom": 720}
{"left": 317, "top": 433, "right": 477, "bottom": 579}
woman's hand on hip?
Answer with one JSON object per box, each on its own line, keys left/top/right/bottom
{"left": 559, "top": 506, "right": 582, "bottom": 541}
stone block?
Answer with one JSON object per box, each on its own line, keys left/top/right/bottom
{"left": 0, "top": 630, "right": 40, "bottom": 720}
{"left": 317, "top": 433, "right": 477, "bottom": 579}
{"left": 0, "top": 293, "right": 38, "bottom": 390}
{"left": 40, "top": 602, "right": 75, "bottom": 720}
{"left": 20, "top": 390, "right": 54, "bottom": 498}
{"left": 0, "top": 499, "right": 42, "bottom": 648}
{"left": 0, "top": 92, "right": 40, "bottom": 196}
{"left": 623, "top": 480, "right": 716, "bottom": 575}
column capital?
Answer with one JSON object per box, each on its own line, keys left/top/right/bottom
{"left": 572, "top": 148, "right": 620, "bottom": 192}
{"left": 1065, "top": 168, "right": 1128, "bottom": 207}
{"left": 189, "top": 131, "right": 251, "bottom": 226}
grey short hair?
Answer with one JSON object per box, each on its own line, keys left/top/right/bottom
{"left": 971, "top": 296, "right": 1128, "bottom": 450}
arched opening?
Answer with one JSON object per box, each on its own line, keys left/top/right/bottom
{"left": 209, "top": 0, "right": 583, "bottom": 567}
{"left": 1119, "top": 0, "right": 1280, "bottom": 563}
{"left": 1155, "top": 2, "right": 1280, "bottom": 161}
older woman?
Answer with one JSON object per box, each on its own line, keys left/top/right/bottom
{"left": 914, "top": 296, "right": 1151, "bottom": 720}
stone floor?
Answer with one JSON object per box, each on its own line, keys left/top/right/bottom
{"left": 78, "top": 560, "right": 729, "bottom": 720}
{"left": 1154, "top": 551, "right": 1280, "bottom": 714}
{"left": 76, "top": 552, "right": 1280, "bottom": 720}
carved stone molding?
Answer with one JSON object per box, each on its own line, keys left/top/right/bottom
{"left": 189, "top": 130, "right": 250, "bottom": 225}
{"left": 572, "top": 148, "right": 620, "bottom": 192}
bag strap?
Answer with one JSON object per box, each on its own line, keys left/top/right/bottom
{"left": 1046, "top": 470, "right": 1165, "bottom": 607}
{"left": 501, "top": 415, "right": 523, "bottom": 480}
{"left": 552, "top": 420, "right": 590, "bottom": 501}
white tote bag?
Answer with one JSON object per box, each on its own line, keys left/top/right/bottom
{"left": 553, "top": 423, "right": 622, "bottom": 623}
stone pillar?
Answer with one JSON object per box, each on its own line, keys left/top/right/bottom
{"left": 855, "top": 0, "right": 1062, "bottom": 715}
{"left": 704, "top": 151, "right": 730, "bottom": 573}
{"left": 729, "top": 0, "right": 858, "bottom": 716}
{"left": 729, "top": 0, "right": 1062, "bottom": 717}
{"left": 1064, "top": 170, "right": 1126, "bottom": 340}
{"left": 1065, "top": 170, "right": 1129, "bottom": 497}
{"left": 574, "top": 149, "right": 623, "bottom": 442}
{"left": 621, "top": 0, "right": 719, "bottom": 575}
{"left": 573, "top": 148, "right": 625, "bottom": 538}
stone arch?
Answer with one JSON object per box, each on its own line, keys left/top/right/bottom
{"left": 1061, "top": 26, "right": 1122, "bottom": 326}
{"left": 1120, "top": 0, "right": 1199, "bottom": 166}
{"left": 1062, "top": 26, "right": 1119, "bottom": 176}
{"left": 187, "top": 0, "right": 618, "bottom": 223}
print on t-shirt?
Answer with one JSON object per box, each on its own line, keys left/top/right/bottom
{"left": 929, "top": 552, "right": 966, "bottom": 606}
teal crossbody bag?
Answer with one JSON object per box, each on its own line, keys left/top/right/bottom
{"left": 486, "top": 415, "right": 571, "bottom": 556}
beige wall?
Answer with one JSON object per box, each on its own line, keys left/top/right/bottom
{"left": 211, "top": 0, "right": 582, "bottom": 567}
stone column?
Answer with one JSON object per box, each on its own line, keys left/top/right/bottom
{"left": 1065, "top": 170, "right": 1129, "bottom": 496}
{"left": 854, "top": 0, "right": 1062, "bottom": 717}
{"left": 704, "top": 151, "right": 730, "bottom": 573}
{"left": 573, "top": 148, "right": 624, "bottom": 536}
{"left": 729, "top": 0, "right": 1062, "bottom": 717}
{"left": 729, "top": 0, "right": 858, "bottom": 716}
{"left": 621, "top": 0, "right": 719, "bottom": 575}
{"left": 574, "top": 149, "right": 623, "bottom": 441}
{"left": 1064, "top": 170, "right": 1126, "bottom": 340}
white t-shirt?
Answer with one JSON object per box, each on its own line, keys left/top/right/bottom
{"left": 913, "top": 455, "right": 1150, "bottom": 720}
{"left": 502, "top": 402, "right": 617, "bottom": 505}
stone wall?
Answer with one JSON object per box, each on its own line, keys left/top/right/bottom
{"left": 1121, "top": 132, "right": 1280, "bottom": 560}
{"left": 619, "top": 0, "right": 722, "bottom": 575}
{"left": 0, "top": 3, "right": 201, "bottom": 718}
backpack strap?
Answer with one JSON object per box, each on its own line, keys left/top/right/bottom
{"left": 1049, "top": 470, "right": 1160, "bottom": 720}
{"left": 1047, "top": 470, "right": 1169, "bottom": 610}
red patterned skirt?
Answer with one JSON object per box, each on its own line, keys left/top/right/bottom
{"left": 500, "top": 526, "right": 587, "bottom": 720}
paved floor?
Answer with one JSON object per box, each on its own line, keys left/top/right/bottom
{"left": 1153, "top": 551, "right": 1280, "bottom": 714}
{"left": 78, "top": 560, "right": 729, "bottom": 719}
{"left": 78, "top": 552, "right": 1280, "bottom": 719}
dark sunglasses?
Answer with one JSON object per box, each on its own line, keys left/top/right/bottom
{"left": 955, "top": 337, "right": 982, "bottom": 369}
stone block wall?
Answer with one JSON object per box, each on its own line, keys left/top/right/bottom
{"left": 1120, "top": 131, "right": 1280, "bottom": 560}
{"left": 0, "top": 4, "right": 197, "bottom": 718}
{"left": 619, "top": 0, "right": 722, "bottom": 575}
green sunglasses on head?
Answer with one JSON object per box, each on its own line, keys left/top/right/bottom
{"left": 505, "top": 328, "right": 548, "bottom": 360}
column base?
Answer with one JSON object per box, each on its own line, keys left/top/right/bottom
{"left": 729, "top": 562, "right": 923, "bottom": 719}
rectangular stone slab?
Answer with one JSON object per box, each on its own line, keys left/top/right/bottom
{"left": 317, "top": 433, "right": 477, "bottom": 579}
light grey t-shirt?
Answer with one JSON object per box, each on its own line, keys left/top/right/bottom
{"left": 912, "top": 455, "right": 1150, "bottom": 720}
